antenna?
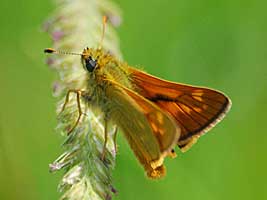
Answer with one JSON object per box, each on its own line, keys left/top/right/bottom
{"left": 45, "top": 16, "right": 108, "bottom": 55}
{"left": 98, "top": 16, "right": 108, "bottom": 49}
{"left": 44, "top": 48, "right": 84, "bottom": 56}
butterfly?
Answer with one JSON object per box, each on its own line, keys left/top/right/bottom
{"left": 44, "top": 16, "right": 231, "bottom": 179}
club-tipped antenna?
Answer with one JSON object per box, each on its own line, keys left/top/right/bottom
{"left": 98, "top": 16, "right": 108, "bottom": 49}
{"left": 44, "top": 48, "right": 84, "bottom": 56}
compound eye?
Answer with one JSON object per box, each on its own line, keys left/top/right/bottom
{"left": 85, "top": 57, "right": 97, "bottom": 72}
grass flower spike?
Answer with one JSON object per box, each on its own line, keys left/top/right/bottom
{"left": 44, "top": 0, "right": 122, "bottom": 199}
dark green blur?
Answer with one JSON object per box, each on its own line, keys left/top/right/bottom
{"left": 0, "top": 0, "right": 266, "bottom": 199}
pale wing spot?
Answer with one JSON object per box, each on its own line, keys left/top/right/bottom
{"left": 179, "top": 104, "right": 192, "bottom": 114}
{"left": 150, "top": 122, "right": 158, "bottom": 132}
{"left": 158, "top": 128, "right": 165, "bottom": 135}
{"left": 192, "top": 90, "right": 204, "bottom": 96}
{"left": 156, "top": 111, "right": 164, "bottom": 124}
{"left": 193, "top": 96, "right": 203, "bottom": 102}
{"left": 150, "top": 121, "right": 164, "bottom": 135}
{"left": 147, "top": 112, "right": 165, "bottom": 135}
{"left": 193, "top": 106, "right": 202, "bottom": 113}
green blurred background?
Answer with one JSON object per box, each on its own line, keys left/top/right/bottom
{"left": 0, "top": 0, "right": 266, "bottom": 199}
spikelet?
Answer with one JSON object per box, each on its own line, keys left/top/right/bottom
{"left": 44, "top": 0, "right": 122, "bottom": 199}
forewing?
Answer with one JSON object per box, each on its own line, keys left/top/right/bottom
{"left": 129, "top": 68, "right": 231, "bottom": 152}
{"left": 105, "top": 80, "right": 180, "bottom": 178}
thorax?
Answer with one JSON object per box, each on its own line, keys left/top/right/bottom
{"left": 82, "top": 48, "right": 133, "bottom": 107}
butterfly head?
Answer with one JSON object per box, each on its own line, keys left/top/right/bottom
{"left": 81, "top": 47, "right": 110, "bottom": 73}
{"left": 81, "top": 47, "right": 98, "bottom": 72}
{"left": 44, "top": 47, "right": 112, "bottom": 73}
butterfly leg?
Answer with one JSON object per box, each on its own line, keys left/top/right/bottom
{"left": 101, "top": 119, "right": 108, "bottom": 160}
{"left": 113, "top": 126, "right": 118, "bottom": 153}
{"left": 60, "top": 89, "right": 84, "bottom": 135}
{"left": 60, "top": 90, "right": 72, "bottom": 114}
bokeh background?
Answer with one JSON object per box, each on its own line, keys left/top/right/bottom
{"left": 0, "top": 0, "right": 266, "bottom": 199}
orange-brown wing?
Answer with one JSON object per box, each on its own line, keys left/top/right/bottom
{"left": 104, "top": 79, "right": 180, "bottom": 178}
{"left": 129, "top": 68, "right": 231, "bottom": 152}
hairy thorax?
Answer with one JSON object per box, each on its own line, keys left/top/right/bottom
{"left": 81, "top": 48, "right": 133, "bottom": 110}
